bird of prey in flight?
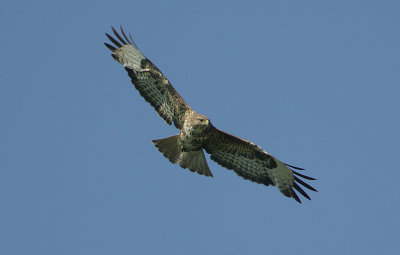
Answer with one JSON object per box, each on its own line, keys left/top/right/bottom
{"left": 105, "top": 26, "right": 317, "bottom": 203}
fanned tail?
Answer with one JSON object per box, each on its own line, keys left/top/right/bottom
{"left": 152, "top": 135, "right": 213, "bottom": 177}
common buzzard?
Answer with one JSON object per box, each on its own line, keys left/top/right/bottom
{"left": 105, "top": 26, "right": 317, "bottom": 203}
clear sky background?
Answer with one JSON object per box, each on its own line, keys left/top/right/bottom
{"left": 1, "top": 0, "right": 399, "bottom": 254}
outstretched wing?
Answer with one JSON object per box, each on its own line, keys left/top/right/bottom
{"left": 105, "top": 26, "right": 191, "bottom": 129}
{"left": 203, "top": 125, "right": 317, "bottom": 203}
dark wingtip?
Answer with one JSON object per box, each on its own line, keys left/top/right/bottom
{"left": 111, "top": 54, "right": 118, "bottom": 61}
{"left": 112, "top": 26, "right": 128, "bottom": 45}
{"left": 129, "top": 32, "right": 138, "bottom": 48}
{"left": 107, "top": 25, "right": 139, "bottom": 49}
{"left": 120, "top": 25, "right": 133, "bottom": 45}
{"left": 293, "top": 183, "right": 311, "bottom": 200}
{"left": 104, "top": 42, "right": 117, "bottom": 52}
{"left": 292, "top": 190, "right": 302, "bottom": 203}
{"left": 106, "top": 32, "right": 123, "bottom": 48}
{"left": 294, "top": 176, "right": 317, "bottom": 192}
{"left": 292, "top": 170, "right": 316, "bottom": 181}
{"left": 286, "top": 163, "right": 305, "bottom": 170}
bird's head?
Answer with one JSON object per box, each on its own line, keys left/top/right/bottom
{"left": 193, "top": 114, "right": 210, "bottom": 132}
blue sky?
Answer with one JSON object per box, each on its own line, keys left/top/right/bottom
{"left": 1, "top": 0, "right": 399, "bottom": 254}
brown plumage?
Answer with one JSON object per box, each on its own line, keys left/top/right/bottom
{"left": 105, "top": 26, "right": 317, "bottom": 203}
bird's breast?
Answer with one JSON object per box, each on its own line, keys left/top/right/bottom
{"left": 179, "top": 128, "right": 206, "bottom": 151}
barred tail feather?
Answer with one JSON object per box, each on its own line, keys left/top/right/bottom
{"left": 152, "top": 135, "right": 181, "bottom": 164}
{"left": 179, "top": 150, "right": 213, "bottom": 177}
